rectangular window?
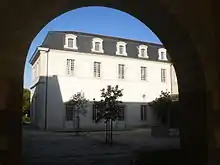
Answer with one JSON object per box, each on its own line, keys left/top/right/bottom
{"left": 140, "top": 105, "right": 147, "bottom": 121}
{"left": 92, "top": 104, "right": 98, "bottom": 121}
{"left": 66, "top": 104, "right": 74, "bottom": 121}
{"left": 119, "top": 45, "right": 124, "bottom": 54}
{"left": 161, "top": 68, "right": 166, "bottom": 82}
{"left": 161, "top": 52, "right": 165, "bottom": 60}
{"left": 141, "top": 49, "right": 145, "bottom": 57}
{"left": 94, "top": 62, "right": 101, "bottom": 78}
{"left": 67, "top": 59, "right": 74, "bottom": 75}
{"left": 141, "top": 66, "right": 147, "bottom": 80}
{"left": 68, "top": 38, "right": 74, "bottom": 48}
{"left": 118, "top": 64, "right": 125, "bottom": 79}
{"left": 95, "top": 42, "right": 100, "bottom": 51}
{"left": 118, "top": 105, "right": 125, "bottom": 121}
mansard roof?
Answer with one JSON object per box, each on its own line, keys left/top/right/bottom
{"left": 40, "top": 31, "right": 171, "bottom": 62}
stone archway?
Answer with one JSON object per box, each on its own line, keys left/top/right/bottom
{"left": 0, "top": 0, "right": 219, "bottom": 165}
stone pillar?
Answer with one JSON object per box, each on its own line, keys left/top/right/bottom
{"left": 179, "top": 89, "right": 208, "bottom": 165}
{"left": 0, "top": 53, "right": 24, "bottom": 165}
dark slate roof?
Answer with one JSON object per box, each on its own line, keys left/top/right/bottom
{"left": 41, "top": 31, "right": 171, "bottom": 62}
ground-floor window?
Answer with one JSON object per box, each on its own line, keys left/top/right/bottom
{"left": 66, "top": 103, "right": 74, "bottom": 121}
{"left": 92, "top": 104, "right": 98, "bottom": 121}
{"left": 118, "top": 105, "right": 125, "bottom": 121}
{"left": 92, "top": 104, "right": 125, "bottom": 121}
{"left": 140, "top": 105, "right": 147, "bottom": 121}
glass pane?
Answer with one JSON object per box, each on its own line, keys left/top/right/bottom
{"left": 68, "top": 38, "right": 74, "bottom": 47}
{"left": 95, "top": 42, "right": 100, "bottom": 51}
{"left": 119, "top": 45, "right": 124, "bottom": 54}
{"left": 141, "top": 49, "right": 145, "bottom": 57}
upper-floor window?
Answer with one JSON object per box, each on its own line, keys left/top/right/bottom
{"left": 94, "top": 62, "right": 101, "bottom": 78}
{"left": 138, "top": 45, "right": 149, "bottom": 58}
{"left": 64, "top": 34, "right": 78, "bottom": 50}
{"left": 158, "top": 48, "right": 168, "bottom": 61}
{"left": 161, "top": 68, "right": 166, "bottom": 82}
{"left": 66, "top": 59, "right": 74, "bottom": 75}
{"left": 91, "top": 38, "right": 104, "bottom": 53}
{"left": 116, "top": 41, "right": 127, "bottom": 56}
{"left": 118, "top": 64, "right": 125, "bottom": 79}
{"left": 141, "top": 66, "right": 147, "bottom": 81}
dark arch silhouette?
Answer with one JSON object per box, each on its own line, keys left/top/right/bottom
{"left": 1, "top": 1, "right": 217, "bottom": 165}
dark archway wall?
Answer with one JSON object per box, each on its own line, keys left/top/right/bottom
{"left": 0, "top": 0, "right": 219, "bottom": 164}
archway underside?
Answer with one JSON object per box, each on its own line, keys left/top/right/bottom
{"left": 0, "top": 0, "right": 219, "bottom": 164}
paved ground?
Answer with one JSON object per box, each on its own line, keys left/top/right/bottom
{"left": 22, "top": 128, "right": 181, "bottom": 165}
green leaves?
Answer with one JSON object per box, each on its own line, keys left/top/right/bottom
{"left": 69, "top": 92, "right": 89, "bottom": 116}
{"left": 94, "top": 85, "right": 123, "bottom": 123}
{"left": 22, "top": 88, "right": 31, "bottom": 115}
{"left": 149, "top": 90, "right": 172, "bottom": 124}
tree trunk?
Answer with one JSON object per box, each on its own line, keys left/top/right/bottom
{"left": 105, "top": 120, "right": 109, "bottom": 144}
{"left": 76, "top": 110, "right": 80, "bottom": 136}
{"left": 110, "top": 119, "right": 113, "bottom": 145}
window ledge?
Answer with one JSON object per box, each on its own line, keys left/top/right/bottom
{"left": 64, "top": 45, "right": 78, "bottom": 50}
{"left": 116, "top": 52, "right": 127, "bottom": 56}
{"left": 91, "top": 49, "right": 104, "bottom": 53}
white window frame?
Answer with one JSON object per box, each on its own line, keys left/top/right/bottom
{"left": 91, "top": 38, "right": 104, "bottom": 53}
{"left": 118, "top": 64, "right": 125, "bottom": 79}
{"left": 116, "top": 41, "right": 127, "bottom": 56}
{"left": 138, "top": 45, "right": 149, "bottom": 58}
{"left": 141, "top": 66, "right": 147, "bottom": 81}
{"left": 161, "top": 68, "right": 166, "bottom": 82}
{"left": 158, "top": 48, "right": 168, "bottom": 61}
{"left": 93, "top": 61, "right": 101, "bottom": 78}
{"left": 66, "top": 59, "right": 74, "bottom": 76}
{"left": 64, "top": 34, "right": 78, "bottom": 50}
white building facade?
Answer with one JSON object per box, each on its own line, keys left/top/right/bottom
{"left": 30, "top": 31, "right": 178, "bottom": 130}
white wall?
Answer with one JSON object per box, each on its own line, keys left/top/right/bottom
{"left": 170, "top": 65, "right": 179, "bottom": 94}
{"left": 47, "top": 49, "right": 175, "bottom": 102}
{"left": 31, "top": 48, "right": 178, "bottom": 130}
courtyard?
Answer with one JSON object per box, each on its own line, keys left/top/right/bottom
{"left": 22, "top": 126, "right": 181, "bottom": 165}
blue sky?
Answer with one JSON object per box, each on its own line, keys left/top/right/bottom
{"left": 24, "top": 6, "right": 161, "bottom": 89}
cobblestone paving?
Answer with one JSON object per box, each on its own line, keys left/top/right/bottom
{"left": 22, "top": 128, "right": 180, "bottom": 165}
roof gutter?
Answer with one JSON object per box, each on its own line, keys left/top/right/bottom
{"left": 29, "top": 47, "right": 49, "bottom": 64}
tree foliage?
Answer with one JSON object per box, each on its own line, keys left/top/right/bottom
{"left": 94, "top": 85, "right": 123, "bottom": 123}
{"left": 22, "top": 88, "right": 31, "bottom": 115}
{"left": 69, "top": 92, "right": 89, "bottom": 116}
{"left": 149, "top": 91, "right": 172, "bottom": 124}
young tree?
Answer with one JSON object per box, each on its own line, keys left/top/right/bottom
{"left": 149, "top": 91, "right": 172, "bottom": 125}
{"left": 69, "top": 92, "right": 89, "bottom": 134}
{"left": 93, "top": 85, "right": 123, "bottom": 144}
{"left": 22, "top": 88, "right": 31, "bottom": 116}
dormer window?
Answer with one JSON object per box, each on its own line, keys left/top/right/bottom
{"left": 95, "top": 42, "right": 100, "bottom": 51}
{"left": 68, "top": 38, "right": 74, "bottom": 48}
{"left": 138, "top": 45, "right": 148, "bottom": 58}
{"left": 91, "top": 38, "right": 104, "bottom": 53}
{"left": 141, "top": 49, "right": 145, "bottom": 57}
{"left": 64, "top": 34, "right": 78, "bottom": 50}
{"left": 119, "top": 45, "right": 124, "bottom": 54}
{"left": 158, "top": 48, "right": 168, "bottom": 61}
{"left": 116, "top": 41, "right": 127, "bottom": 56}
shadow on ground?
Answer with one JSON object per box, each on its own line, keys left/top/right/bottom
{"left": 134, "top": 149, "right": 184, "bottom": 165}
{"left": 22, "top": 126, "right": 181, "bottom": 165}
